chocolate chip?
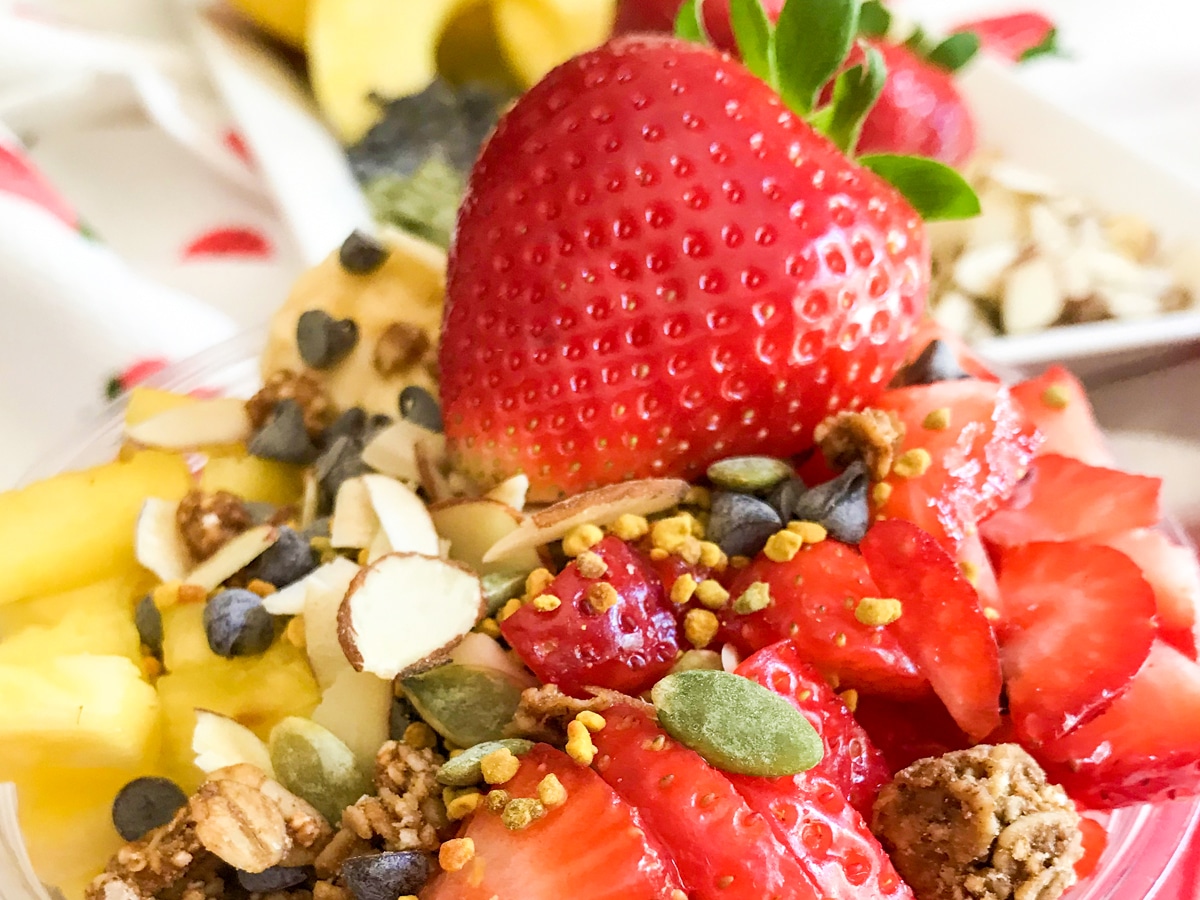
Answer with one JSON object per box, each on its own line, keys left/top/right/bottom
{"left": 890, "top": 340, "right": 970, "bottom": 387}
{"left": 249, "top": 399, "right": 318, "bottom": 464}
{"left": 398, "top": 385, "right": 443, "bottom": 432}
{"left": 789, "top": 461, "right": 871, "bottom": 544}
{"left": 766, "top": 476, "right": 808, "bottom": 521}
{"left": 297, "top": 310, "right": 358, "bottom": 369}
{"left": 314, "top": 434, "right": 370, "bottom": 513}
{"left": 112, "top": 777, "right": 187, "bottom": 841}
{"left": 244, "top": 526, "right": 318, "bottom": 589}
{"left": 236, "top": 867, "right": 308, "bottom": 892}
{"left": 134, "top": 595, "right": 163, "bottom": 658}
{"left": 338, "top": 230, "right": 390, "bottom": 275}
{"left": 706, "top": 492, "right": 783, "bottom": 558}
{"left": 342, "top": 852, "right": 430, "bottom": 900}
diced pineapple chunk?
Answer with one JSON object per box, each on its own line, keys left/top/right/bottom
{"left": 200, "top": 454, "right": 305, "bottom": 507}
{"left": 161, "top": 602, "right": 216, "bottom": 672}
{"left": 0, "top": 572, "right": 148, "bottom": 635}
{"left": 124, "top": 386, "right": 198, "bottom": 426}
{"left": 157, "top": 640, "right": 320, "bottom": 789}
{"left": 0, "top": 451, "right": 192, "bottom": 605}
{"left": 0, "top": 655, "right": 160, "bottom": 770}
{"left": 0, "top": 599, "right": 141, "bottom": 664}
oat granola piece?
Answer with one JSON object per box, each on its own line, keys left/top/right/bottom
{"left": 814, "top": 408, "right": 905, "bottom": 482}
{"left": 336, "top": 740, "right": 446, "bottom": 854}
{"left": 871, "top": 744, "right": 1083, "bottom": 900}
{"left": 507, "top": 684, "right": 626, "bottom": 744}
{"left": 176, "top": 488, "right": 252, "bottom": 560}
{"left": 248, "top": 370, "right": 334, "bottom": 437}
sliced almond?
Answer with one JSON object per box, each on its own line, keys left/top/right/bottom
{"left": 416, "top": 440, "right": 453, "bottom": 503}
{"left": 330, "top": 477, "right": 378, "bottom": 550}
{"left": 721, "top": 642, "right": 742, "bottom": 673}
{"left": 964, "top": 183, "right": 1025, "bottom": 250}
{"left": 299, "top": 468, "right": 319, "bottom": 530}
{"left": 987, "top": 161, "right": 1060, "bottom": 198}
{"left": 361, "top": 474, "right": 439, "bottom": 556}
{"left": 135, "top": 498, "right": 193, "bottom": 583}
{"left": 361, "top": 420, "right": 446, "bottom": 483}
{"left": 311, "top": 668, "right": 394, "bottom": 771}
{"left": 186, "top": 525, "right": 278, "bottom": 592}
{"left": 481, "top": 478, "right": 690, "bottom": 564}
{"left": 449, "top": 632, "right": 538, "bottom": 689}
{"left": 431, "top": 498, "right": 541, "bottom": 575}
{"left": 931, "top": 291, "right": 997, "bottom": 342}
{"left": 366, "top": 529, "right": 393, "bottom": 565}
{"left": 1002, "top": 255, "right": 1065, "bottom": 335}
{"left": 1028, "top": 202, "right": 1073, "bottom": 259}
{"left": 125, "top": 397, "right": 252, "bottom": 449}
{"left": 485, "top": 474, "right": 530, "bottom": 512}
{"left": 952, "top": 243, "right": 1022, "bottom": 297}
{"left": 262, "top": 558, "right": 350, "bottom": 615}
{"left": 193, "top": 709, "right": 275, "bottom": 777}
{"left": 302, "top": 556, "right": 362, "bottom": 689}
{"left": 338, "top": 553, "right": 484, "bottom": 680}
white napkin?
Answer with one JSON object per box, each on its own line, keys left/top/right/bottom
{"left": 0, "top": 0, "right": 305, "bottom": 486}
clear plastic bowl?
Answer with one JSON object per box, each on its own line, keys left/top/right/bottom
{"left": 22, "top": 331, "right": 1200, "bottom": 898}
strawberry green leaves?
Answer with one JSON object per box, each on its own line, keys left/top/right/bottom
{"left": 673, "top": 0, "right": 705, "bottom": 43}
{"left": 859, "top": 154, "right": 981, "bottom": 221}
{"left": 728, "top": 0, "right": 774, "bottom": 82}
{"left": 925, "top": 32, "right": 981, "bottom": 73}
{"left": 858, "top": 0, "right": 891, "bottom": 38}
{"left": 816, "top": 44, "right": 886, "bottom": 154}
{"left": 774, "top": 0, "right": 860, "bottom": 115}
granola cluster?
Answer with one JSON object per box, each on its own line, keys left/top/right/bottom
{"left": 814, "top": 408, "right": 905, "bottom": 482}
{"left": 247, "top": 370, "right": 334, "bottom": 437}
{"left": 176, "top": 489, "right": 252, "bottom": 560}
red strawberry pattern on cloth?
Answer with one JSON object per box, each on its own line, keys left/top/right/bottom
{"left": 0, "top": 141, "right": 77, "bottom": 229}
{"left": 182, "top": 226, "right": 274, "bottom": 260}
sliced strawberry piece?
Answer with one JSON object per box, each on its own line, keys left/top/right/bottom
{"left": 1103, "top": 528, "right": 1200, "bottom": 657}
{"left": 1038, "top": 642, "right": 1200, "bottom": 808}
{"left": 1009, "top": 366, "right": 1114, "bottom": 467}
{"left": 730, "top": 772, "right": 914, "bottom": 900}
{"left": 859, "top": 519, "right": 1002, "bottom": 741}
{"left": 422, "top": 744, "right": 684, "bottom": 900}
{"left": 736, "top": 640, "right": 890, "bottom": 817}
{"left": 593, "top": 705, "right": 820, "bottom": 900}
{"left": 873, "top": 380, "right": 1040, "bottom": 548}
{"left": 903, "top": 320, "right": 999, "bottom": 383}
{"left": 954, "top": 11, "right": 1058, "bottom": 63}
{"left": 957, "top": 530, "right": 1002, "bottom": 617}
{"left": 1074, "top": 817, "right": 1108, "bottom": 881}
{"left": 996, "top": 542, "right": 1157, "bottom": 745}
{"left": 501, "top": 536, "right": 679, "bottom": 696}
{"left": 980, "top": 455, "right": 1160, "bottom": 547}
{"left": 722, "top": 540, "right": 927, "bottom": 699}
{"left": 851, "top": 693, "right": 972, "bottom": 775}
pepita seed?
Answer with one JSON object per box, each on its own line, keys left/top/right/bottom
{"left": 437, "top": 739, "right": 536, "bottom": 787}
{"left": 706, "top": 456, "right": 793, "bottom": 494}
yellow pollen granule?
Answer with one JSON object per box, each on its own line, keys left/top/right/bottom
{"left": 575, "top": 710, "right": 606, "bottom": 732}
{"left": 403, "top": 722, "right": 438, "bottom": 750}
{"left": 670, "top": 573, "right": 699, "bottom": 605}
{"left": 893, "top": 448, "right": 932, "bottom": 479}
{"left": 1041, "top": 383, "right": 1071, "bottom": 409}
{"left": 179, "top": 584, "right": 208, "bottom": 604}
{"left": 649, "top": 547, "right": 670, "bottom": 561}
{"left": 140, "top": 656, "right": 162, "bottom": 680}
{"left": 698, "top": 541, "right": 727, "bottom": 569}
{"left": 481, "top": 748, "right": 521, "bottom": 785}
{"left": 684, "top": 608, "right": 720, "bottom": 648}
{"left": 446, "top": 791, "right": 482, "bottom": 821}
{"left": 284, "top": 616, "right": 306, "bottom": 648}
{"left": 786, "top": 521, "right": 828, "bottom": 544}
{"left": 732, "top": 582, "right": 772, "bottom": 615}
{"left": 959, "top": 560, "right": 980, "bottom": 585}
{"left": 684, "top": 485, "right": 713, "bottom": 509}
{"left": 485, "top": 789, "right": 511, "bottom": 812}
{"left": 501, "top": 797, "right": 546, "bottom": 831}
{"left": 586, "top": 582, "right": 620, "bottom": 613}
{"left": 152, "top": 582, "right": 181, "bottom": 609}
{"left": 610, "top": 514, "right": 650, "bottom": 541}
{"left": 497, "top": 597, "right": 524, "bottom": 622}
{"left": 524, "top": 567, "right": 555, "bottom": 599}
{"left": 763, "top": 529, "right": 804, "bottom": 563}
{"left": 566, "top": 719, "right": 597, "bottom": 765}
{"left": 833, "top": 632, "right": 848, "bottom": 648}
{"left": 983, "top": 606, "right": 1002, "bottom": 622}
{"left": 439, "top": 838, "right": 475, "bottom": 872}
{"left": 872, "top": 482, "right": 893, "bottom": 505}
{"left": 537, "top": 773, "right": 568, "bottom": 808}
{"left": 576, "top": 550, "right": 608, "bottom": 579}
{"left": 729, "top": 555, "right": 751, "bottom": 569}
{"left": 922, "top": 408, "right": 951, "bottom": 430}
{"left": 562, "top": 523, "right": 605, "bottom": 557}
{"left": 532, "top": 594, "right": 562, "bottom": 612}
{"left": 695, "top": 580, "right": 731, "bottom": 610}
{"left": 676, "top": 536, "right": 703, "bottom": 565}
{"left": 651, "top": 515, "right": 695, "bottom": 553}
{"left": 448, "top": 749, "right": 465, "bottom": 759}
{"left": 477, "top": 617, "right": 501, "bottom": 638}
{"left": 855, "top": 597, "right": 903, "bottom": 626}
{"left": 357, "top": 548, "right": 371, "bottom": 566}
{"left": 246, "top": 578, "right": 277, "bottom": 597}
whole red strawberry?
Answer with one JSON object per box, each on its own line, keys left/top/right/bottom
{"left": 441, "top": 35, "right": 930, "bottom": 499}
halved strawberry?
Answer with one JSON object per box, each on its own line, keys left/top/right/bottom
{"left": 593, "top": 705, "right": 820, "bottom": 900}
{"left": 729, "top": 772, "right": 914, "bottom": 900}
{"left": 501, "top": 536, "right": 679, "bottom": 696}
{"left": 1038, "top": 641, "right": 1200, "bottom": 808}
{"left": 902, "top": 320, "right": 999, "bottom": 383}
{"left": 851, "top": 692, "right": 972, "bottom": 775}
{"left": 422, "top": 744, "right": 684, "bottom": 900}
{"left": 979, "top": 455, "right": 1160, "bottom": 547}
{"left": 736, "top": 640, "right": 890, "bottom": 817}
{"left": 996, "top": 542, "right": 1157, "bottom": 745}
{"left": 722, "top": 540, "right": 927, "bottom": 699}
{"left": 954, "top": 11, "right": 1058, "bottom": 63}
{"left": 1103, "top": 528, "right": 1200, "bottom": 658}
{"left": 872, "top": 379, "right": 1040, "bottom": 548}
{"left": 859, "top": 519, "right": 1002, "bottom": 741}
{"left": 1009, "top": 366, "right": 1113, "bottom": 467}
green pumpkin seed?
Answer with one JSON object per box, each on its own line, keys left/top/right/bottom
{"left": 481, "top": 570, "right": 531, "bottom": 617}
{"left": 269, "top": 717, "right": 373, "bottom": 825}
{"left": 651, "top": 670, "right": 823, "bottom": 777}
{"left": 401, "top": 664, "right": 524, "bottom": 748}
{"left": 706, "top": 456, "right": 794, "bottom": 494}
{"left": 438, "top": 739, "right": 536, "bottom": 787}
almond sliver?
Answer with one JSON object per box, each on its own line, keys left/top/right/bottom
{"left": 185, "top": 525, "right": 277, "bottom": 592}
{"left": 135, "top": 498, "right": 193, "bottom": 583}
{"left": 125, "top": 397, "right": 252, "bottom": 449}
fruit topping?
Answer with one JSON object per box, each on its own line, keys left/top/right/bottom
{"left": 341, "top": 851, "right": 431, "bottom": 900}
{"left": 996, "top": 541, "right": 1157, "bottom": 744}
{"left": 651, "top": 669, "right": 823, "bottom": 777}
{"left": 111, "top": 776, "right": 188, "bottom": 841}
{"left": 1009, "top": 366, "right": 1113, "bottom": 468}
{"left": 859, "top": 519, "right": 1003, "bottom": 742}
{"left": 500, "top": 536, "right": 680, "bottom": 695}
{"left": 871, "top": 744, "right": 1083, "bottom": 900}
{"left": 203, "top": 588, "right": 277, "bottom": 658}
{"left": 337, "top": 553, "right": 483, "bottom": 679}
{"left": 267, "top": 716, "right": 373, "bottom": 825}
